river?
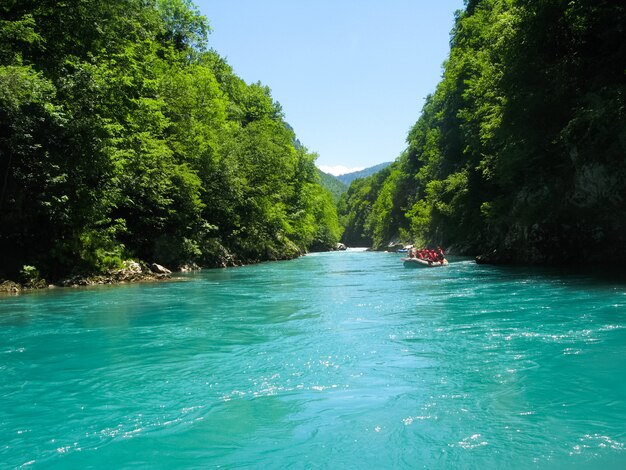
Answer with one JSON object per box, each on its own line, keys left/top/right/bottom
{"left": 1, "top": 250, "right": 625, "bottom": 468}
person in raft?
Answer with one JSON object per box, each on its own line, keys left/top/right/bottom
{"left": 409, "top": 247, "right": 445, "bottom": 263}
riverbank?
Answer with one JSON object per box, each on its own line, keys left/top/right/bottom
{"left": 0, "top": 247, "right": 309, "bottom": 295}
{"left": 2, "top": 239, "right": 360, "bottom": 296}
{"left": 0, "top": 261, "right": 173, "bottom": 295}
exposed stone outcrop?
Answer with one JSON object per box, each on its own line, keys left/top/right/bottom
{"left": 59, "top": 260, "right": 171, "bottom": 287}
{"left": 150, "top": 263, "right": 172, "bottom": 275}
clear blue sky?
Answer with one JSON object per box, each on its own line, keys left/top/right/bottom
{"left": 195, "top": 0, "right": 465, "bottom": 175}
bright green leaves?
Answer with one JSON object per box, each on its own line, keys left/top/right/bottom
{"left": 0, "top": 14, "right": 42, "bottom": 65}
{"left": 78, "top": 219, "right": 127, "bottom": 272}
{"left": 0, "top": 64, "right": 55, "bottom": 112}
{"left": 160, "top": 63, "right": 226, "bottom": 164}
{"left": 156, "top": 0, "right": 210, "bottom": 52}
{"left": 241, "top": 82, "right": 283, "bottom": 125}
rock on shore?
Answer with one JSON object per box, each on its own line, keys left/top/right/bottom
{"left": 0, "top": 280, "right": 21, "bottom": 294}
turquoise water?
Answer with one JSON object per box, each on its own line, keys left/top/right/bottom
{"left": 1, "top": 250, "right": 626, "bottom": 469}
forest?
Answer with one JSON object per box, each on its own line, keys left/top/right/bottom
{"left": 339, "top": 0, "right": 625, "bottom": 264}
{"left": 0, "top": 0, "right": 342, "bottom": 282}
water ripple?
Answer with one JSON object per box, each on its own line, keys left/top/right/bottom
{"left": 1, "top": 252, "right": 626, "bottom": 468}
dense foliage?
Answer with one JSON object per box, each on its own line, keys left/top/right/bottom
{"left": 0, "top": 0, "right": 341, "bottom": 280}
{"left": 339, "top": 0, "right": 626, "bottom": 264}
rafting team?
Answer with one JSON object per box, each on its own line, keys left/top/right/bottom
{"left": 408, "top": 246, "right": 445, "bottom": 263}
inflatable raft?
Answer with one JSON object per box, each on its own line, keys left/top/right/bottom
{"left": 401, "top": 258, "right": 448, "bottom": 268}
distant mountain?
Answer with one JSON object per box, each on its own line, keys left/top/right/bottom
{"left": 316, "top": 162, "right": 393, "bottom": 203}
{"left": 317, "top": 169, "right": 348, "bottom": 203}
{"left": 336, "top": 162, "right": 393, "bottom": 185}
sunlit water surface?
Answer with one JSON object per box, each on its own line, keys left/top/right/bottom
{"left": 1, "top": 250, "right": 626, "bottom": 469}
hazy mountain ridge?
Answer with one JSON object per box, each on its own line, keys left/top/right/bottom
{"left": 336, "top": 162, "right": 393, "bottom": 185}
